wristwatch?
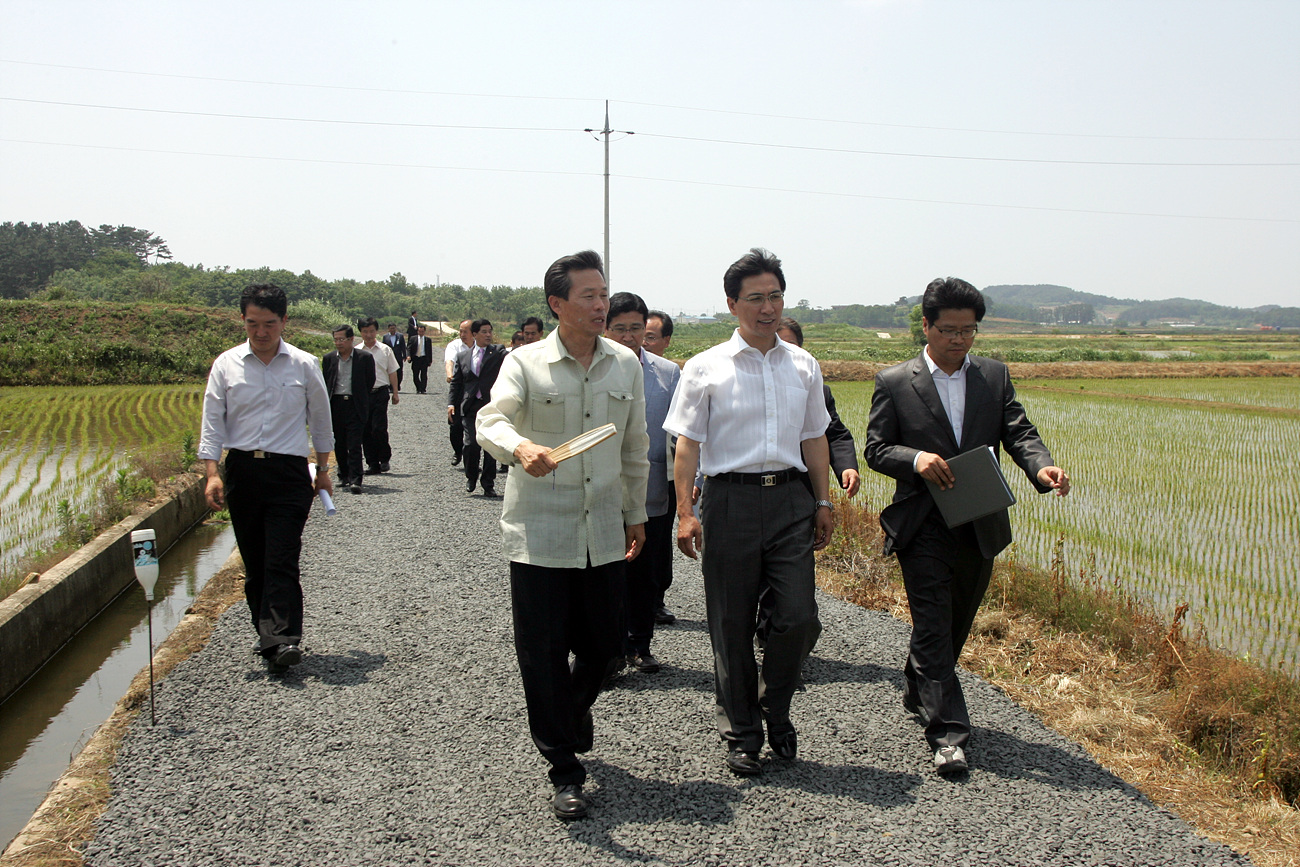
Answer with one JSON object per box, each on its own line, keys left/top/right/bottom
{"left": 815, "top": 499, "right": 834, "bottom": 512}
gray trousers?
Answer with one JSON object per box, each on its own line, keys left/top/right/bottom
{"left": 700, "top": 476, "right": 821, "bottom": 753}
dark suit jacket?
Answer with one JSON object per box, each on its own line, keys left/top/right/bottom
{"left": 824, "top": 383, "right": 859, "bottom": 479}
{"left": 407, "top": 334, "right": 435, "bottom": 368}
{"left": 321, "top": 349, "right": 377, "bottom": 423}
{"left": 448, "top": 343, "right": 507, "bottom": 414}
{"left": 407, "top": 315, "right": 419, "bottom": 336}
{"left": 383, "top": 333, "right": 407, "bottom": 364}
{"left": 864, "top": 351, "right": 1054, "bottom": 560}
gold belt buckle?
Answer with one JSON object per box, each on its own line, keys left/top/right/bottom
{"left": 761, "top": 473, "right": 776, "bottom": 487}
{"left": 253, "top": 449, "right": 266, "bottom": 458}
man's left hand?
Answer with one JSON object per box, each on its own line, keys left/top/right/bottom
{"left": 314, "top": 471, "right": 334, "bottom": 499}
{"left": 391, "top": 392, "right": 400, "bottom": 406}
{"left": 840, "top": 468, "right": 861, "bottom": 498}
{"left": 625, "top": 523, "right": 645, "bottom": 561}
{"left": 813, "top": 504, "right": 834, "bottom": 551}
{"left": 1037, "top": 466, "right": 1071, "bottom": 496}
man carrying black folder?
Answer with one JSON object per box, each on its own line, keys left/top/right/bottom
{"left": 865, "top": 277, "right": 1069, "bottom": 775}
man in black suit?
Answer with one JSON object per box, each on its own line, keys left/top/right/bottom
{"left": 407, "top": 310, "right": 420, "bottom": 337}
{"left": 865, "top": 277, "right": 1069, "bottom": 774}
{"left": 407, "top": 324, "right": 435, "bottom": 394}
{"left": 321, "top": 324, "right": 376, "bottom": 494}
{"left": 448, "top": 318, "right": 507, "bottom": 496}
{"left": 383, "top": 322, "right": 408, "bottom": 391}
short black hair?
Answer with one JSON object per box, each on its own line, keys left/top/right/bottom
{"left": 332, "top": 324, "right": 354, "bottom": 339}
{"left": 511, "top": 330, "right": 525, "bottom": 343}
{"left": 778, "top": 316, "right": 803, "bottom": 347}
{"left": 240, "top": 284, "right": 288, "bottom": 317}
{"left": 357, "top": 316, "right": 379, "bottom": 331}
{"left": 521, "top": 316, "right": 544, "bottom": 332}
{"left": 471, "top": 318, "right": 493, "bottom": 334}
{"left": 723, "top": 248, "right": 785, "bottom": 300}
{"left": 607, "top": 292, "right": 648, "bottom": 323}
{"left": 921, "top": 277, "right": 986, "bottom": 324}
{"left": 647, "top": 310, "right": 674, "bottom": 338}
{"left": 543, "top": 250, "right": 604, "bottom": 318}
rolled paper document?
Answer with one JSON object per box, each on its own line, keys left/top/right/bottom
{"left": 548, "top": 423, "right": 618, "bottom": 463}
{"left": 130, "top": 528, "right": 159, "bottom": 601}
{"left": 308, "top": 463, "right": 338, "bottom": 517}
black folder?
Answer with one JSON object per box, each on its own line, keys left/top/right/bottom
{"left": 924, "top": 446, "right": 1017, "bottom": 528}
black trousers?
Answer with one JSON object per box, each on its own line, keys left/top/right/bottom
{"left": 224, "top": 450, "right": 313, "bottom": 653}
{"left": 330, "top": 395, "right": 365, "bottom": 483}
{"left": 654, "top": 486, "right": 676, "bottom": 609}
{"left": 700, "top": 477, "right": 821, "bottom": 752}
{"left": 363, "top": 387, "right": 392, "bottom": 467}
{"left": 448, "top": 403, "right": 463, "bottom": 460}
{"left": 393, "top": 360, "right": 404, "bottom": 390}
{"left": 411, "top": 360, "right": 429, "bottom": 394}
{"left": 896, "top": 512, "right": 993, "bottom": 751}
{"left": 510, "top": 559, "right": 625, "bottom": 786}
{"left": 625, "top": 508, "right": 674, "bottom": 655}
{"left": 461, "top": 401, "right": 497, "bottom": 489}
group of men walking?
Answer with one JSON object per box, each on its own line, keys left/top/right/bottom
{"left": 197, "top": 247, "right": 1068, "bottom": 824}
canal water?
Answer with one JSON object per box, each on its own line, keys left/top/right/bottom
{"left": 0, "top": 521, "right": 236, "bottom": 849}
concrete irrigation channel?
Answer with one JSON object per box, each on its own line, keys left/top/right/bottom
{"left": 7, "top": 373, "right": 1250, "bottom": 866}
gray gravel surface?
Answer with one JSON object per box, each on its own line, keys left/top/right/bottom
{"left": 83, "top": 375, "right": 1249, "bottom": 866}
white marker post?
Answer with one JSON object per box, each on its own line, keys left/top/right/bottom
{"left": 130, "top": 529, "right": 159, "bottom": 725}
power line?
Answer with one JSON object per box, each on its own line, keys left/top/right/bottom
{"left": 7, "top": 97, "right": 1293, "bottom": 168}
{"left": 0, "top": 97, "right": 576, "bottom": 134}
{"left": 635, "top": 131, "right": 1299, "bottom": 168}
{"left": 5, "top": 137, "right": 1294, "bottom": 224}
{"left": 615, "top": 99, "right": 1300, "bottom": 144}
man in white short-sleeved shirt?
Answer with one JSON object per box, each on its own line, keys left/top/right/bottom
{"left": 665, "top": 248, "right": 833, "bottom": 777}
{"left": 353, "top": 317, "right": 400, "bottom": 474}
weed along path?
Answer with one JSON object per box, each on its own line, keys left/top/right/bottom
{"left": 66, "top": 375, "right": 1247, "bottom": 866}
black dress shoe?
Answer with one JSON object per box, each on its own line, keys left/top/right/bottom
{"left": 482, "top": 486, "right": 496, "bottom": 498}
{"left": 725, "top": 749, "right": 762, "bottom": 776}
{"left": 551, "top": 784, "right": 588, "bottom": 820}
{"left": 269, "top": 644, "right": 302, "bottom": 668}
{"left": 654, "top": 605, "right": 676, "bottom": 625}
{"left": 766, "top": 719, "right": 798, "bottom": 760}
{"left": 451, "top": 455, "right": 462, "bottom": 466}
{"left": 350, "top": 480, "right": 362, "bottom": 494}
{"left": 466, "top": 479, "right": 476, "bottom": 493}
{"left": 379, "top": 461, "right": 390, "bottom": 473}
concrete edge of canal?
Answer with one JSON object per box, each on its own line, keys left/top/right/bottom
{"left": 1, "top": 546, "right": 248, "bottom": 865}
{"left": 0, "top": 474, "right": 211, "bottom": 704}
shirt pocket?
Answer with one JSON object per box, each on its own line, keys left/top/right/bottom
{"left": 604, "top": 390, "right": 634, "bottom": 431}
{"left": 782, "top": 385, "right": 808, "bottom": 431}
{"left": 529, "top": 392, "right": 566, "bottom": 434}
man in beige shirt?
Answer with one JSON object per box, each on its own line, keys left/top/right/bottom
{"left": 477, "top": 250, "right": 649, "bottom": 822}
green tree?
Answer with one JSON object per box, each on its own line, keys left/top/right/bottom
{"left": 909, "top": 304, "right": 925, "bottom": 346}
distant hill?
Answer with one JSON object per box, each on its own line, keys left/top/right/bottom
{"left": 979, "top": 284, "right": 1297, "bottom": 328}
{"left": 0, "top": 300, "right": 333, "bottom": 386}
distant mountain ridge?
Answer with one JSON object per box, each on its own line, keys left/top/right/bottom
{"left": 980, "top": 284, "right": 1294, "bottom": 326}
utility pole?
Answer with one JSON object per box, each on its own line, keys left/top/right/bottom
{"left": 585, "top": 101, "right": 633, "bottom": 286}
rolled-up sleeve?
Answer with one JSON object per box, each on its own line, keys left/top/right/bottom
{"left": 197, "top": 359, "right": 229, "bottom": 462}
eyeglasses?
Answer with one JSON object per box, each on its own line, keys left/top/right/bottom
{"left": 934, "top": 326, "right": 978, "bottom": 339}
{"left": 609, "top": 324, "right": 645, "bottom": 335}
{"left": 739, "top": 290, "right": 785, "bottom": 305}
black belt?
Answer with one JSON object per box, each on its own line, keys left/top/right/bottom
{"left": 709, "top": 468, "right": 800, "bottom": 487}
{"left": 228, "top": 448, "right": 300, "bottom": 461}
{"left": 331, "top": 393, "right": 353, "bottom": 400}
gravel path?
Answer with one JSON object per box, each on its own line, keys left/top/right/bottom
{"left": 83, "top": 375, "right": 1248, "bottom": 866}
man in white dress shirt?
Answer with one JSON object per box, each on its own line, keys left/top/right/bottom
{"left": 477, "top": 250, "right": 649, "bottom": 821}
{"left": 199, "top": 284, "right": 333, "bottom": 670}
{"left": 665, "top": 248, "right": 834, "bottom": 776}
{"left": 445, "top": 319, "right": 472, "bottom": 465}
{"left": 354, "top": 317, "right": 400, "bottom": 474}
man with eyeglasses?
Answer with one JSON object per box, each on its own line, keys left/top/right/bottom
{"left": 865, "top": 276, "right": 1069, "bottom": 775}
{"left": 665, "top": 248, "right": 833, "bottom": 776}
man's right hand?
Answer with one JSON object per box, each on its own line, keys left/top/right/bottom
{"left": 447, "top": 406, "right": 456, "bottom": 423}
{"left": 915, "top": 451, "right": 955, "bottom": 490}
{"left": 205, "top": 475, "right": 225, "bottom": 510}
{"left": 514, "top": 440, "right": 558, "bottom": 477}
{"left": 676, "top": 512, "right": 703, "bottom": 560}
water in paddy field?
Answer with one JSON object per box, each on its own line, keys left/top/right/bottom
{"left": 0, "top": 521, "right": 236, "bottom": 850}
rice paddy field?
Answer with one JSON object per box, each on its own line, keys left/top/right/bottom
{"left": 833, "top": 375, "right": 1300, "bottom": 675}
{"left": 0, "top": 385, "right": 204, "bottom": 578}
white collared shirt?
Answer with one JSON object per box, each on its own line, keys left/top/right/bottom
{"left": 198, "top": 339, "right": 334, "bottom": 461}
{"left": 476, "top": 329, "right": 650, "bottom": 569}
{"left": 444, "top": 339, "right": 469, "bottom": 363}
{"left": 664, "top": 329, "right": 830, "bottom": 476}
{"left": 354, "top": 339, "right": 399, "bottom": 387}
{"left": 922, "top": 345, "right": 970, "bottom": 447}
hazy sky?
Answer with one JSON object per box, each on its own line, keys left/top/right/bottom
{"left": 2, "top": 0, "right": 1297, "bottom": 314}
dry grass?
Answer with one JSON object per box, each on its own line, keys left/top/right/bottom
{"left": 816, "top": 496, "right": 1300, "bottom": 867}
{"left": 0, "top": 548, "right": 247, "bottom": 867}
{"left": 819, "top": 359, "right": 1300, "bottom": 382}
